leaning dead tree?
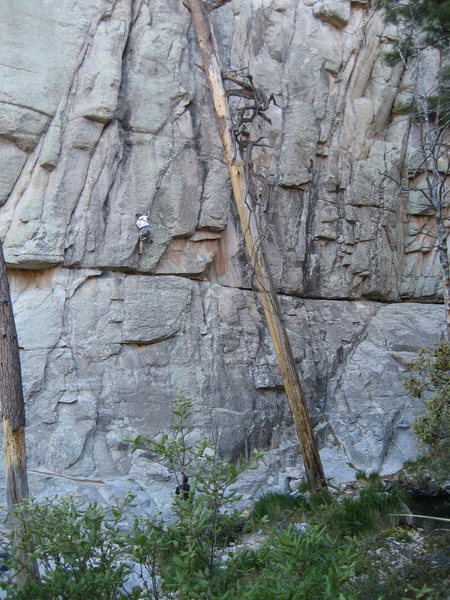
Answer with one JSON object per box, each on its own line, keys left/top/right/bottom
{"left": 186, "top": 0, "right": 327, "bottom": 491}
{"left": 0, "top": 241, "right": 39, "bottom": 583}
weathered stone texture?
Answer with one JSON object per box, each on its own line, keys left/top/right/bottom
{"left": 313, "top": 0, "right": 351, "bottom": 28}
{"left": 3, "top": 268, "right": 444, "bottom": 510}
{"left": 0, "top": 0, "right": 448, "bottom": 508}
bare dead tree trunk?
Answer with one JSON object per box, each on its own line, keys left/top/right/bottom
{"left": 437, "top": 219, "right": 450, "bottom": 341}
{"left": 416, "top": 52, "right": 450, "bottom": 342}
{"left": 0, "top": 241, "right": 28, "bottom": 506}
{"left": 394, "top": 20, "right": 450, "bottom": 342}
{"left": 186, "top": 0, "right": 327, "bottom": 491}
{"left": 0, "top": 240, "right": 39, "bottom": 584}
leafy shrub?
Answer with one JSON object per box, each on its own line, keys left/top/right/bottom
{"left": 220, "top": 525, "right": 358, "bottom": 600}
{"left": 128, "top": 396, "right": 261, "bottom": 599}
{"left": 378, "top": 0, "right": 450, "bottom": 49}
{"left": 406, "top": 341, "right": 450, "bottom": 451}
{"left": 214, "top": 510, "right": 247, "bottom": 546}
{"left": 3, "top": 396, "right": 442, "bottom": 600}
{"left": 1, "top": 496, "right": 132, "bottom": 600}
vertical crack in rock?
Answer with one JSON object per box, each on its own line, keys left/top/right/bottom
{"left": 375, "top": 408, "right": 401, "bottom": 473}
{"left": 1, "top": 1, "right": 448, "bottom": 500}
{"left": 3, "top": 1, "right": 133, "bottom": 268}
{"left": 65, "top": 121, "right": 126, "bottom": 265}
{"left": 324, "top": 300, "right": 380, "bottom": 405}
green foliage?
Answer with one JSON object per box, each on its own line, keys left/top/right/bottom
{"left": 325, "top": 487, "right": 405, "bottom": 537}
{"left": 378, "top": 0, "right": 450, "bottom": 49}
{"left": 349, "top": 534, "right": 450, "bottom": 600}
{"left": 249, "top": 478, "right": 405, "bottom": 539}
{"left": 379, "top": 0, "right": 450, "bottom": 121}
{"left": 2, "top": 398, "right": 445, "bottom": 600}
{"left": 2, "top": 398, "right": 260, "bottom": 600}
{"left": 249, "top": 491, "right": 310, "bottom": 527}
{"left": 405, "top": 341, "right": 450, "bottom": 450}
{"left": 402, "top": 369, "right": 450, "bottom": 491}
{"left": 402, "top": 444, "right": 450, "bottom": 488}
{"left": 368, "top": 530, "right": 450, "bottom": 599}
{"left": 1, "top": 496, "right": 133, "bottom": 600}
{"left": 355, "top": 470, "right": 381, "bottom": 483}
{"left": 126, "top": 516, "right": 166, "bottom": 599}
{"left": 383, "top": 38, "right": 414, "bottom": 67}
{"left": 220, "top": 526, "right": 358, "bottom": 600}
{"left": 128, "top": 395, "right": 261, "bottom": 599}
{"left": 303, "top": 479, "right": 405, "bottom": 538}
{"left": 214, "top": 510, "right": 247, "bottom": 546}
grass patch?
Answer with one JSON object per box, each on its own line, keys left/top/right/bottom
{"left": 249, "top": 492, "right": 312, "bottom": 528}
{"left": 250, "top": 484, "right": 406, "bottom": 537}
{"left": 324, "top": 488, "right": 405, "bottom": 537}
{"left": 316, "top": 486, "right": 404, "bottom": 534}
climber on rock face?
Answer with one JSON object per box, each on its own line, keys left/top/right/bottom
{"left": 135, "top": 213, "right": 152, "bottom": 255}
{"left": 175, "top": 473, "right": 191, "bottom": 501}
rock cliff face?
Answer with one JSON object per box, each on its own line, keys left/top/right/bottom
{"left": 0, "top": 0, "right": 445, "bottom": 509}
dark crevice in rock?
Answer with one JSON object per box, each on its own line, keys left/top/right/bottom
{"left": 30, "top": 263, "right": 444, "bottom": 307}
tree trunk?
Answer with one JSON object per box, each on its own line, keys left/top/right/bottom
{"left": 186, "top": 0, "right": 327, "bottom": 491}
{"left": 0, "top": 240, "right": 39, "bottom": 583}
{"left": 436, "top": 221, "right": 450, "bottom": 341}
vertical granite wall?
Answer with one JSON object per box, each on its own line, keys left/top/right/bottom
{"left": 0, "top": 0, "right": 445, "bottom": 509}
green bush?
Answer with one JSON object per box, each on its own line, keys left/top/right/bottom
{"left": 220, "top": 525, "right": 358, "bottom": 600}
{"left": 128, "top": 396, "right": 261, "bottom": 599}
{"left": 406, "top": 341, "right": 450, "bottom": 452}
{"left": 378, "top": 0, "right": 450, "bottom": 49}
{"left": 214, "top": 510, "right": 247, "bottom": 546}
{"left": 3, "top": 396, "right": 443, "bottom": 600}
{"left": 402, "top": 442, "right": 450, "bottom": 489}
{"left": 1, "top": 496, "right": 133, "bottom": 600}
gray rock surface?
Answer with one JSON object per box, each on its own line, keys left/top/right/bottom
{"left": 0, "top": 0, "right": 447, "bottom": 510}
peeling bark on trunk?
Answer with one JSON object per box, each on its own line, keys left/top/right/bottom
{"left": 186, "top": 0, "right": 327, "bottom": 491}
{"left": 2, "top": 424, "right": 29, "bottom": 510}
{"left": 0, "top": 241, "right": 29, "bottom": 504}
{"left": 0, "top": 240, "right": 39, "bottom": 584}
